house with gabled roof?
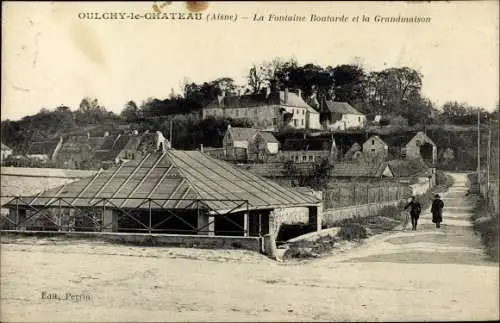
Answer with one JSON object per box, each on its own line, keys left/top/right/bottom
{"left": 1, "top": 143, "right": 13, "bottom": 162}
{"left": 362, "top": 135, "right": 389, "bottom": 160}
{"left": 328, "top": 160, "right": 393, "bottom": 179}
{"left": 203, "top": 87, "right": 321, "bottom": 131}
{"left": 320, "top": 100, "right": 367, "bottom": 130}
{"left": 281, "top": 138, "right": 336, "bottom": 164}
{"left": 26, "top": 137, "right": 63, "bottom": 162}
{"left": 223, "top": 126, "right": 280, "bottom": 161}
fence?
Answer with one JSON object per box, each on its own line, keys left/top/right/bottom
{"left": 467, "top": 172, "right": 498, "bottom": 214}
{"left": 479, "top": 178, "right": 499, "bottom": 214}
{"left": 203, "top": 148, "right": 331, "bottom": 164}
{"left": 322, "top": 182, "right": 411, "bottom": 209}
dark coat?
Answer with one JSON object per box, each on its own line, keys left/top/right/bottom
{"left": 404, "top": 200, "right": 422, "bottom": 217}
{"left": 431, "top": 198, "right": 444, "bottom": 223}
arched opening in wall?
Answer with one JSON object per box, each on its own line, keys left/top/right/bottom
{"left": 420, "top": 143, "right": 434, "bottom": 164}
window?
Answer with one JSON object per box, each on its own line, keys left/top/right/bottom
{"left": 301, "top": 119, "right": 304, "bottom": 126}
{"left": 372, "top": 140, "right": 375, "bottom": 145}
{"left": 308, "top": 155, "right": 314, "bottom": 161}
{"left": 358, "top": 117, "right": 361, "bottom": 122}
{"left": 235, "top": 110, "right": 239, "bottom": 117}
{"left": 302, "top": 155, "right": 307, "bottom": 162}
{"left": 293, "top": 119, "right": 298, "bottom": 127}
{"left": 272, "top": 118, "right": 277, "bottom": 125}
{"left": 302, "top": 110, "right": 305, "bottom": 115}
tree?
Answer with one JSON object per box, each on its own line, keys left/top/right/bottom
{"left": 331, "top": 64, "right": 367, "bottom": 104}
{"left": 247, "top": 64, "right": 266, "bottom": 94}
{"left": 246, "top": 57, "right": 299, "bottom": 93}
{"left": 365, "top": 67, "right": 424, "bottom": 122}
{"left": 439, "top": 101, "right": 489, "bottom": 124}
{"left": 74, "top": 97, "right": 111, "bottom": 125}
{"left": 121, "top": 101, "right": 139, "bottom": 123}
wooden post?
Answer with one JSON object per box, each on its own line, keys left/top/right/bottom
{"left": 477, "top": 110, "right": 481, "bottom": 176}
{"left": 243, "top": 212, "right": 249, "bottom": 237}
{"left": 486, "top": 123, "right": 491, "bottom": 207}
{"left": 148, "top": 199, "right": 152, "bottom": 234}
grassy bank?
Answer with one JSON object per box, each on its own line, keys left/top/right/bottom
{"left": 283, "top": 171, "right": 455, "bottom": 260}
{"left": 471, "top": 196, "right": 499, "bottom": 261}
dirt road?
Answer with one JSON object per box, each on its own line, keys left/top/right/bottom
{"left": 1, "top": 173, "right": 498, "bottom": 322}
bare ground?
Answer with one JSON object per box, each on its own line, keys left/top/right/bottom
{"left": 1, "top": 173, "right": 498, "bottom": 322}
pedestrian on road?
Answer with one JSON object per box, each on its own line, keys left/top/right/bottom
{"left": 431, "top": 194, "right": 444, "bottom": 228}
{"left": 404, "top": 196, "right": 422, "bottom": 231}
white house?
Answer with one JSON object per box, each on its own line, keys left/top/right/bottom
{"left": 279, "top": 89, "right": 321, "bottom": 130}
{"left": 322, "top": 101, "right": 367, "bottom": 130}
{"left": 1, "top": 143, "right": 13, "bottom": 162}
{"left": 223, "top": 126, "right": 280, "bottom": 159}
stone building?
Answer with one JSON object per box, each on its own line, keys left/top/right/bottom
{"left": 202, "top": 87, "right": 321, "bottom": 131}
{"left": 362, "top": 135, "right": 389, "bottom": 160}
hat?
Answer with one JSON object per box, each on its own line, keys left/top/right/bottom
{"left": 435, "top": 194, "right": 440, "bottom": 198}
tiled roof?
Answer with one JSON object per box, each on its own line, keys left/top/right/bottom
{"left": 324, "top": 101, "right": 363, "bottom": 115}
{"left": 228, "top": 127, "right": 259, "bottom": 142}
{"left": 329, "top": 161, "right": 391, "bottom": 177}
{"left": 387, "top": 159, "right": 429, "bottom": 177}
{"left": 410, "top": 132, "right": 437, "bottom": 147}
{"left": 100, "top": 136, "right": 118, "bottom": 150}
{"left": 283, "top": 138, "right": 332, "bottom": 151}
{"left": 26, "top": 140, "right": 59, "bottom": 156}
{"left": 259, "top": 132, "right": 279, "bottom": 144}
{"left": 280, "top": 91, "right": 318, "bottom": 112}
{"left": 379, "top": 132, "right": 418, "bottom": 147}
{"left": 206, "top": 90, "right": 318, "bottom": 112}
{"left": 1, "top": 143, "right": 12, "bottom": 151}
{"left": 93, "top": 149, "right": 120, "bottom": 162}
{"left": 242, "top": 163, "right": 317, "bottom": 177}
{"left": 364, "top": 135, "right": 387, "bottom": 147}
{"left": 13, "top": 151, "right": 320, "bottom": 212}
{"left": 88, "top": 137, "right": 106, "bottom": 150}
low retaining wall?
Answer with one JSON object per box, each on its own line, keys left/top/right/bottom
{"left": 0, "top": 230, "right": 262, "bottom": 252}
{"left": 322, "top": 200, "right": 400, "bottom": 225}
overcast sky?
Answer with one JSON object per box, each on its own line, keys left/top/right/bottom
{"left": 2, "top": 1, "right": 499, "bottom": 121}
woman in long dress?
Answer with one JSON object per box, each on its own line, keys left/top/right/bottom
{"left": 431, "top": 194, "right": 444, "bottom": 228}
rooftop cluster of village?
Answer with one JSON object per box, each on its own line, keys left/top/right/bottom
{"left": 1, "top": 85, "right": 439, "bottom": 189}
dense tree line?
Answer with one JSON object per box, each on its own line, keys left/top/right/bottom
{"left": 1, "top": 57, "right": 498, "bottom": 171}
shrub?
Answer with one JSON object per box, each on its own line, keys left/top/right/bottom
{"left": 338, "top": 223, "right": 369, "bottom": 241}
{"left": 471, "top": 196, "right": 499, "bottom": 261}
{"left": 283, "top": 247, "right": 317, "bottom": 260}
{"left": 377, "top": 205, "right": 401, "bottom": 220}
{"left": 379, "top": 119, "right": 390, "bottom": 126}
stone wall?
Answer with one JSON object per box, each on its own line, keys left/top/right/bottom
{"left": 0, "top": 230, "right": 262, "bottom": 251}
{"left": 322, "top": 200, "right": 400, "bottom": 225}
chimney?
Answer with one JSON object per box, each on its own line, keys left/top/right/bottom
{"left": 200, "top": 144, "right": 204, "bottom": 153}
{"left": 284, "top": 88, "right": 289, "bottom": 104}
{"left": 227, "top": 124, "right": 231, "bottom": 130}
{"left": 265, "top": 85, "right": 271, "bottom": 99}
{"left": 297, "top": 89, "right": 302, "bottom": 98}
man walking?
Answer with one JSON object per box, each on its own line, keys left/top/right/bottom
{"left": 431, "top": 194, "right": 444, "bottom": 228}
{"left": 404, "top": 196, "right": 422, "bottom": 231}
